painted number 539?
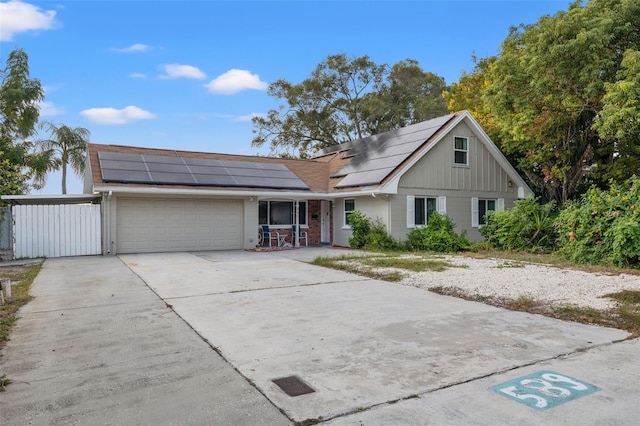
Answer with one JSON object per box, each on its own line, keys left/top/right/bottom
{"left": 498, "top": 373, "right": 590, "bottom": 409}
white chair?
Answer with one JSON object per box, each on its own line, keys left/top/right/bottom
{"left": 261, "top": 225, "right": 281, "bottom": 247}
{"left": 291, "top": 225, "right": 308, "bottom": 246}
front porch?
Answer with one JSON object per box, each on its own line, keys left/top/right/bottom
{"left": 257, "top": 199, "right": 332, "bottom": 247}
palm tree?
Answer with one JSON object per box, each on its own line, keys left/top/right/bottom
{"left": 36, "top": 122, "right": 90, "bottom": 194}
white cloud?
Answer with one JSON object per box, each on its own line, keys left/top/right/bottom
{"left": 39, "top": 101, "right": 64, "bottom": 117}
{"left": 159, "top": 64, "right": 206, "bottom": 80}
{"left": 205, "top": 69, "right": 268, "bottom": 95}
{"left": 80, "top": 105, "right": 156, "bottom": 125}
{"left": 234, "top": 113, "right": 264, "bottom": 122}
{"left": 0, "top": 1, "right": 58, "bottom": 41}
{"left": 110, "top": 43, "right": 150, "bottom": 53}
{"left": 129, "top": 72, "right": 147, "bottom": 79}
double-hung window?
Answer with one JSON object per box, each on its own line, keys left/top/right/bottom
{"left": 454, "top": 137, "right": 468, "bottom": 165}
{"left": 471, "top": 197, "right": 504, "bottom": 227}
{"left": 414, "top": 197, "right": 437, "bottom": 226}
{"left": 344, "top": 199, "right": 355, "bottom": 227}
{"left": 259, "top": 201, "right": 307, "bottom": 226}
{"left": 407, "top": 195, "right": 446, "bottom": 228}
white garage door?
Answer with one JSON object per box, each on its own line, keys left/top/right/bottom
{"left": 117, "top": 198, "right": 242, "bottom": 253}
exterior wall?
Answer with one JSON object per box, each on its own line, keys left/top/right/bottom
{"left": 333, "top": 195, "right": 389, "bottom": 247}
{"left": 394, "top": 121, "right": 522, "bottom": 242}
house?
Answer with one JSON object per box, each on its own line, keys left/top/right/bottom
{"left": 83, "top": 110, "right": 532, "bottom": 255}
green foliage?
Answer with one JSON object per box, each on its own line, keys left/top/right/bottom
{"left": 347, "top": 211, "right": 400, "bottom": 251}
{"left": 0, "top": 48, "right": 45, "bottom": 195}
{"left": 405, "top": 212, "right": 470, "bottom": 252}
{"left": 556, "top": 176, "right": 640, "bottom": 268}
{"left": 36, "top": 122, "right": 90, "bottom": 194}
{"left": 252, "top": 54, "right": 447, "bottom": 157}
{"left": 483, "top": 0, "right": 640, "bottom": 203}
{"left": 347, "top": 211, "right": 371, "bottom": 249}
{"left": 479, "top": 196, "right": 558, "bottom": 252}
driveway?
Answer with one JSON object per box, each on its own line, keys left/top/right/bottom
{"left": 1, "top": 248, "right": 638, "bottom": 425}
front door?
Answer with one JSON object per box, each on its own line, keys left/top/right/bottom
{"left": 321, "top": 200, "right": 331, "bottom": 244}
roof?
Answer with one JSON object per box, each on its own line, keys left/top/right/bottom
{"left": 1, "top": 194, "right": 101, "bottom": 205}
{"left": 87, "top": 143, "right": 337, "bottom": 194}
{"left": 323, "top": 113, "right": 457, "bottom": 188}
{"left": 86, "top": 111, "right": 531, "bottom": 197}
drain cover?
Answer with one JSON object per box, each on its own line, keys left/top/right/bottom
{"left": 272, "top": 375, "right": 315, "bottom": 397}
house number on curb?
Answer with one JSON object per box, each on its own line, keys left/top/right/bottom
{"left": 492, "top": 371, "right": 600, "bottom": 411}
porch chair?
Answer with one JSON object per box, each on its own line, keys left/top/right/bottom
{"left": 261, "top": 225, "right": 281, "bottom": 247}
{"left": 291, "top": 225, "right": 308, "bottom": 247}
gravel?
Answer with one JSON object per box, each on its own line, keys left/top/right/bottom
{"left": 399, "top": 256, "right": 640, "bottom": 311}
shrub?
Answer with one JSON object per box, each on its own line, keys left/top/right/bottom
{"left": 479, "top": 196, "right": 558, "bottom": 252}
{"left": 348, "top": 211, "right": 371, "bottom": 249}
{"left": 556, "top": 176, "right": 640, "bottom": 268}
{"left": 405, "top": 212, "right": 469, "bottom": 252}
{"left": 348, "top": 211, "right": 401, "bottom": 251}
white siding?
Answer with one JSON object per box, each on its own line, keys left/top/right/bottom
{"left": 13, "top": 204, "right": 101, "bottom": 258}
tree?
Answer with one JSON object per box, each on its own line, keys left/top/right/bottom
{"left": 36, "top": 122, "right": 90, "bottom": 194}
{"left": 361, "top": 59, "right": 448, "bottom": 135}
{"left": 251, "top": 54, "right": 448, "bottom": 157}
{"left": 443, "top": 56, "right": 500, "bottom": 142}
{"left": 483, "top": 0, "right": 640, "bottom": 204}
{"left": 252, "top": 54, "right": 387, "bottom": 157}
{"left": 0, "top": 48, "right": 45, "bottom": 195}
{"left": 593, "top": 49, "right": 640, "bottom": 181}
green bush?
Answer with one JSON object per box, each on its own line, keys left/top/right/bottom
{"left": 348, "top": 211, "right": 400, "bottom": 251}
{"left": 556, "top": 176, "right": 640, "bottom": 268}
{"left": 347, "top": 211, "right": 371, "bottom": 249}
{"left": 405, "top": 212, "right": 469, "bottom": 252}
{"left": 479, "top": 196, "right": 558, "bottom": 252}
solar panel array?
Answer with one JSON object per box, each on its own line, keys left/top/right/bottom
{"left": 98, "top": 151, "right": 310, "bottom": 190}
{"left": 332, "top": 113, "right": 456, "bottom": 188}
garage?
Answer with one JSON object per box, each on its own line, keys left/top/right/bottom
{"left": 116, "top": 198, "right": 243, "bottom": 253}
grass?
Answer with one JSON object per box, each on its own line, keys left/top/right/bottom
{"left": 312, "top": 253, "right": 463, "bottom": 282}
{"left": 0, "top": 263, "right": 41, "bottom": 350}
{"left": 314, "top": 251, "right": 640, "bottom": 336}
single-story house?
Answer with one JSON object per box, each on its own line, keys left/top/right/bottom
{"left": 82, "top": 110, "right": 532, "bottom": 255}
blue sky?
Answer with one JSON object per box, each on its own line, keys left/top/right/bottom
{"left": 1, "top": 0, "right": 572, "bottom": 195}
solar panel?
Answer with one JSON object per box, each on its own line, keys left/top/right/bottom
{"left": 333, "top": 113, "right": 456, "bottom": 188}
{"left": 98, "top": 151, "right": 309, "bottom": 190}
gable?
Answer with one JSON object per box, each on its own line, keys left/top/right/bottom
{"left": 397, "top": 120, "right": 513, "bottom": 192}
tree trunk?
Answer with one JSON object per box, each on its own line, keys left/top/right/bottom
{"left": 62, "top": 163, "right": 67, "bottom": 194}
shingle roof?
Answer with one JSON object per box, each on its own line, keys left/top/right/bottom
{"left": 87, "top": 112, "right": 465, "bottom": 195}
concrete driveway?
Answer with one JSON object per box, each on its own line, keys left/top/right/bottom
{"left": 2, "top": 248, "right": 638, "bottom": 425}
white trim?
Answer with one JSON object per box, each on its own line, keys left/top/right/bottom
{"left": 438, "top": 196, "right": 447, "bottom": 214}
{"left": 406, "top": 195, "right": 415, "bottom": 228}
{"left": 344, "top": 198, "right": 355, "bottom": 228}
{"left": 471, "top": 197, "right": 479, "bottom": 228}
{"left": 453, "top": 135, "right": 469, "bottom": 166}
{"left": 497, "top": 198, "right": 505, "bottom": 212}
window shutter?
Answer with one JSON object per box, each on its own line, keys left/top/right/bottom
{"left": 497, "top": 198, "right": 505, "bottom": 212}
{"left": 438, "top": 196, "right": 447, "bottom": 214}
{"left": 471, "top": 197, "right": 479, "bottom": 228}
{"left": 407, "top": 195, "right": 415, "bottom": 228}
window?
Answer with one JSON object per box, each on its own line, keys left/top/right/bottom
{"left": 478, "top": 199, "right": 496, "bottom": 225}
{"left": 407, "top": 195, "right": 446, "bottom": 228}
{"left": 454, "top": 137, "right": 468, "bottom": 165}
{"left": 259, "top": 201, "right": 307, "bottom": 226}
{"left": 471, "top": 197, "right": 503, "bottom": 227}
{"left": 344, "top": 199, "right": 355, "bottom": 227}
{"left": 414, "top": 197, "right": 437, "bottom": 226}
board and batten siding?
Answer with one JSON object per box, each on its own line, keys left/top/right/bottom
{"left": 13, "top": 204, "right": 101, "bottom": 258}
{"left": 394, "top": 121, "right": 521, "bottom": 242}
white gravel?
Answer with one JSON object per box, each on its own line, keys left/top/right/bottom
{"left": 399, "top": 256, "right": 640, "bottom": 311}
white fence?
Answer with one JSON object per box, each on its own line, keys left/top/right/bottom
{"left": 13, "top": 204, "right": 101, "bottom": 258}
